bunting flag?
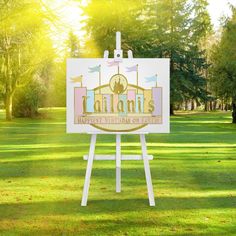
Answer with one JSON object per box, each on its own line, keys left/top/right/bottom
{"left": 70, "top": 75, "right": 83, "bottom": 83}
{"left": 88, "top": 65, "right": 100, "bottom": 73}
{"left": 107, "top": 60, "right": 119, "bottom": 67}
{"left": 126, "top": 65, "right": 137, "bottom": 72}
{"left": 145, "top": 74, "right": 157, "bottom": 83}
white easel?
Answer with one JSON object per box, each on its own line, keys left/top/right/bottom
{"left": 81, "top": 32, "right": 155, "bottom": 207}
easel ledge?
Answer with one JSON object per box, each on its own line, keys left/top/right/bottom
{"left": 85, "top": 132, "right": 153, "bottom": 160}
{"left": 87, "top": 131, "right": 149, "bottom": 135}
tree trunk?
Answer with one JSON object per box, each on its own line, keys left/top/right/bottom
{"left": 204, "top": 101, "right": 208, "bottom": 111}
{"left": 170, "top": 103, "right": 174, "bottom": 116}
{"left": 209, "top": 101, "right": 213, "bottom": 111}
{"left": 5, "top": 93, "right": 13, "bottom": 121}
{"left": 219, "top": 102, "right": 222, "bottom": 110}
{"left": 225, "top": 104, "right": 228, "bottom": 111}
{"left": 213, "top": 101, "right": 217, "bottom": 111}
{"left": 191, "top": 100, "right": 195, "bottom": 110}
{"left": 232, "top": 101, "right": 236, "bottom": 124}
{"left": 185, "top": 100, "right": 188, "bottom": 111}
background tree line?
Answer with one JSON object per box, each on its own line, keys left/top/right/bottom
{"left": 0, "top": 0, "right": 236, "bottom": 123}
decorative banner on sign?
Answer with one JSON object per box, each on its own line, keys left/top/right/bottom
{"left": 67, "top": 58, "right": 170, "bottom": 133}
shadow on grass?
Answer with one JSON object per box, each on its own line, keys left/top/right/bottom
{"left": 1, "top": 220, "right": 235, "bottom": 236}
{"left": 0, "top": 156, "right": 236, "bottom": 192}
{"left": 0, "top": 196, "right": 235, "bottom": 220}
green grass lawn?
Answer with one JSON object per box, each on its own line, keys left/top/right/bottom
{"left": 0, "top": 108, "right": 236, "bottom": 236}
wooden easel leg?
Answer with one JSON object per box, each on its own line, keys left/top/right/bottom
{"left": 140, "top": 134, "right": 155, "bottom": 206}
{"left": 81, "top": 134, "right": 97, "bottom": 206}
{"left": 116, "top": 134, "right": 121, "bottom": 192}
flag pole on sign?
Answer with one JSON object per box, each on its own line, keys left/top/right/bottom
{"left": 99, "top": 65, "right": 101, "bottom": 94}
{"left": 70, "top": 75, "right": 83, "bottom": 87}
{"left": 137, "top": 64, "right": 139, "bottom": 94}
{"left": 88, "top": 65, "right": 101, "bottom": 93}
{"left": 107, "top": 60, "right": 119, "bottom": 75}
{"left": 126, "top": 64, "right": 139, "bottom": 93}
{"left": 145, "top": 74, "right": 158, "bottom": 88}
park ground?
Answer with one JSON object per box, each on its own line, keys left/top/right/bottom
{"left": 0, "top": 108, "right": 236, "bottom": 236}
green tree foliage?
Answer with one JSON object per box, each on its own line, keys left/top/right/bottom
{"left": 82, "top": 0, "right": 212, "bottom": 114}
{"left": 210, "top": 7, "right": 236, "bottom": 123}
{"left": 47, "top": 60, "right": 66, "bottom": 107}
{"left": 0, "top": 0, "right": 55, "bottom": 120}
{"left": 12, "top": 76, "right": 46, "bottom": 117}
{"left": 13, "top": 37, "right": 55, "bottom": 117}
{"left": 82, "top": 0, "right": 145, "bottom": 57}
{"left": 47, "top": 32, "right": 81, "bottom": 107}
{"left": 67, "top": 31, "right": 80, "bottom": 58}
{"left": 191, "top": 0, "right": 212, "bottom": 43}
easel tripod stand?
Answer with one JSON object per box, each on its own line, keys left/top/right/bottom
{"left": 81, "top": 32, "right": 155, "bottom": 207}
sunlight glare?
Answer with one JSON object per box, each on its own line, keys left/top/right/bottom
{"left": 44, "top": 0, "right": 88, "bottom": 52}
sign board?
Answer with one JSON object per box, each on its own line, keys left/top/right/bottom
{"left": 66, "top": 58, "right": 170, "bottom": 133}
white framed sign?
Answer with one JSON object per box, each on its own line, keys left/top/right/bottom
{"left": 66, "top": 58, "right": 170, "bottom": 134}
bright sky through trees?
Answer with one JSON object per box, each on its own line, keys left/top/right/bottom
{"left": 46, "top": 0, "right": 236, "bottom": 50}
{"left": 207, "top": 0, "right": 236, "bottom": 28}
{"left": 45, "top": 0, "right": 87, "bottom": 52}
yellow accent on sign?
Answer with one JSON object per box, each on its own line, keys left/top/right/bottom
{"left": 71, "top": 75, "right": 83, "bottom": 83}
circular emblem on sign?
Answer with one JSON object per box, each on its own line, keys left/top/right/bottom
{"left": 109, "top": 74, "right": 128, "bottom": 94}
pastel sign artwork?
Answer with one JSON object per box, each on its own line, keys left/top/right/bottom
{"left": 67, "top": 58, "right": 170, "bottom": 133}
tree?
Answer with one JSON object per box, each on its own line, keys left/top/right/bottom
{"left": 47, "top": 59, "right": 66, "bottom": 107}
{"left": 47, "top": 32, "right": 81, "bottom": 108}
{"left": 210, "top": 7, "right": 236, "bottom": 123}
{"left": 81, "top": 0, "right": 146, "bottom": 58}
{"left": 0, "top": 0, "right": 55, "bottom": 120}
{"left": 67, "top": 31, "right": 80, "bottom": 58}
{"left": 191, "top": 0, "right": 214, "bottom": 111}
{"left": 146, "top": 0, "right": 212, "bottom": 114}
{"left": 12, "top": 76, "right": 46, "bottom": 118}
{"left": 82, "top": 0, "right": 211, "bottom": 115}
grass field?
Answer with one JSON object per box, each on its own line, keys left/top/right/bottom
{"left": 0, "top": 108, "right": 236, "bottom": 236}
